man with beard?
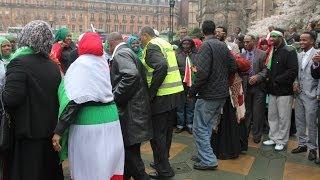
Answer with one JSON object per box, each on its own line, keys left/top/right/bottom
{"left": 263, "top": 29, "right": 298, "bottom": 151}
{"left": 216, "top": 26, "right": 240, "bottom": 53}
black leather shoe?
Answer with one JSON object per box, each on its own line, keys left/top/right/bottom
{"left": 308, "top": 149, "right": 317, "bottom": 161}
{"left": 193, "top": 162, "right": 218, "bottom": 170}
{"left": 150, "top": 162, "right": 156, "bottom": 169}
{"left": 315, "top": 158, "right": 320, "bottom": 165}
{"left": 175, "top": 128, "right": 183, "bottom": 133}
{"left": 253, "top": 139, "right": 261, "bottom": 144}
{"left": 291, "top": 146, "right": 307, "bottom": 154}
{"left": 148, "top": 171, "right": 174, "bottom": 179}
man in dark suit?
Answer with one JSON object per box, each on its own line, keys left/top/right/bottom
{"left": 310, "top": 49, "right": 320, "bottom": 165}
{"left": 242, "top": 34, "right": 267, "bottom": 143}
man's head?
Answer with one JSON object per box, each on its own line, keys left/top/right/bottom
{"left": 306, "top": 22, "right": 316, "bottom": 31}
{"left": 235, "top": 27, "right": 241, "bottom": 34}
{"left": 0, "top": 38, "right": 12, "bottom": 57}
{"left": 107, "top": 32, "right": 123, "bottom": 54}
{"left": 270, "top": 28, "right": 285, "bottom": 47}
{"left": 268, "top": 26, "right": 275, "bottom": 32}
{"left": 299, "top": 31, "right": 316, "bottom": 51}
{"left": 216, "top": 26, "right": 228, "bottom": 41}
{"left": 139, "top": 26, "right": 156, "bottom": 47}
{"left": 289, "top": 26, "right": 297, "bottom": 34}
{"left": 244, "top": 34, "right": 256, "bottom": 51}
{"left": 201, "top": 20, "right": 215, "bottom": 36}
{"left": 180, "top": 37, "right": 194, "bottom": 53}
{"left": 179, "top": 27, "right": 188, "bottom": 40}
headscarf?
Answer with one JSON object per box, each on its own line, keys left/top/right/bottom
{"left": 18, "top": 20, "right": 53, "bottom": 57}
{"left": 0, "top": 36, "right": 11, "bottom": 60}
{"left": 78, "top": 32, "right": 103, "bottom": 56}
{"left": 54, "top": 27, "right": 70, "bottom": 43}
{"left": 127, "top": 35, "right": 143, "bottom": 61}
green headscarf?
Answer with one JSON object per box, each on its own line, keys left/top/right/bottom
{"left": 127, "top": 35, "right": 143, "bottom": 61}
{"left": 54, "top": 27, "right": 70, "bottom": 43}
{"left": 0, "top": 36, "right": 12, "bottom": 64}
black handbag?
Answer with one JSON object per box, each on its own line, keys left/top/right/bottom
{"left": 0, "top": 91, "right": 10, "bottom": 151}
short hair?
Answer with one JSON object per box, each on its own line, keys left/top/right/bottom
{"left": 202, "top": 20, "right": 215, "bottom": 36}
{"left": 301, "top": 31, "right": 317, "bottom": 42}
{"left": 141, "top": 26, "right": 156, "bottom": 37}
{"left": 217, "top": 26, "right": 228, "bottom": 35}
{"left": 274, "top": 27, "right": 285, "bottom": 35}
{"left": 245, "top": 34, "right": 256, "bottom": 41}
{"left": 236, "top": 27, "right": 241, "bottom": 31}
{"left": 108, "top": 32, "right": 123, "bottom": 42}
{"left": 180, "top": 27, "right": 188, "bottom": 31}
{"left": 309, "top": 22, "right": 316, "bottom": 29}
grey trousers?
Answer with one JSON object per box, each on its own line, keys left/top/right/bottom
{"left": 245, "top": 87, "right": 266, "bottom": 140}
{"left": 295, "top": 93, "right": 318, "bottom": 150}
{"left": 268, "top": 95, "right": 293, "bottom": 145}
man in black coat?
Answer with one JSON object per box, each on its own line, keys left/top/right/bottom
{"left": 108, "top": 32, "right": 153, "bottom": 180}
{"left": 189, "top": 20, "right": 237, "bottom": 170}
{"left": 310, "top": 51, "right": 320, "bottom": 165}
{"left": 263, "top": 29, "right": 298, "bottom": 151}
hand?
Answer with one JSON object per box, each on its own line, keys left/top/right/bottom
{"left": 312, "top": 54, "right": 320, "bottom": 63}
{"left": 293, "top": 83, "right": 300, "bottom": 93}
{"left": 249, "top": 75, "right": 259, "bottom": 85}
{"left": 52, "top": 134, "right": 62, "bottom": 152}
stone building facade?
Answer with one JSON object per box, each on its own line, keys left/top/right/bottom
{"left": 0, "top": 0, "right": 179, "bottom": 34}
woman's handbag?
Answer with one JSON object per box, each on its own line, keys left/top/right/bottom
{"left": 0, "top": 91, "right": 10, "bottom": 151}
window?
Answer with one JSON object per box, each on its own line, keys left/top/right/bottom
{"left": 99, "top": 14, "right": 103, "bottom": 21}
{"left": 79, "top": 25, "right": 83, "bottom": 32}
{"left": 130, "top": 15, "right": 134, "bottom": 23}
{"left": 130, "top": 25, "right": 134, "bottom": 34}
{"left": 145, "top": 16, "right": 149, "bottom": 24}
{"left": 72, "top": 25, "right": 75, "bottom": 32}
{"left": 121, "top": 25, "right": 126, "bottom": 33}
{"left": 106, "top": 25, "right": 110, "bottom": 33}
{"left": 99, "top": 24, "right": 103, "bottom": 29}
{"left": 79, "top": 13, "right": 83, "bottom": 20}
{"left": 114, "top": 25, "right": 118, "bottom": 32}
{"left": 138, "top": 16, "right": 142, "bottom": 23}
{"left": 71, "top": 13, "right": 76, "bottom": 21}
{"left": 90, "top": 13, "right": 94, "bottom": 21}
{"left": 106, "top": 14, "right": 111, "bottom": 22}
{"left": 122, "top": 15, "right": 126, "bottom": 22}
{"left": 138, "top": 26, "right": 142, "bottom": 32}
{"left": 114, "top": 14, "right": 118, "bottom": 22}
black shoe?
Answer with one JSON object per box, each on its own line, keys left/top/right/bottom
{"left": 308, "top": 150, "right": 317, "bottom": 161}
{"left": 315, "top": 158, "right": 320, "bottom": 165}
{"left": 253, "top": 139, "right": 261, "bottom": 144}
{"left": 191, "top": 155, "right": 200, "bottom": 162}
{"left": 193, "top": 162, "right": 218, "bottom": 170}
{"left": 150, "top": 162, "right": 156, "bottom": 169}
{"left": 188, "top": 128, "right": 193, "bottom": 134}
{"left": 175, "top": 128, "right": 183, "bottom": 133}
{"left": 291, "top": 146, "right": 307, "bottom": 154}
{"left": 148, "top": 171, "right": 174, "bottom": 179}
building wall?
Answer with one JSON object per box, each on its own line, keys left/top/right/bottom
{"left": 0, "top": 0, "right": 179, "bottom": 34}
{"left": 188, "top": 0, "right": 199, "bottom": 29}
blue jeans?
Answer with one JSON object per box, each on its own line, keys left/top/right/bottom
{"left": 177, "top": 97, "right": 196, "bottom": 129}
{"left": 193, "top": 98, "right": 226, "bottom": 166}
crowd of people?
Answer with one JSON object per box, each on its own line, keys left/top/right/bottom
{"left": 0, "top": 18, "right": 319, "bottom": 180}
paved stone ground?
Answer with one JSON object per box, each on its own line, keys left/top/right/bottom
{"left": 62, "top": 130, "right": 320, "bottom": 180}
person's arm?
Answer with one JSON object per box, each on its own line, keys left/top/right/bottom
{"left": 256, "top": 51, "right": 268, "bottom": 83}
{"left": 145, "top": 44, "right": 168, "bottom": 100}
{"left": 274, "top": 50, "right": 298, "bottom": 85}
{"left": 189, "top": 42, "right": 212, "bottom": 96}
{"left": 2, "top": 60, "right": 27, "bottom": 107}
{"left": 54, "top": 101, "right": 81, "bottom": 136}
{"left": 112, "top": 51, "right": 140, "bottom": 105}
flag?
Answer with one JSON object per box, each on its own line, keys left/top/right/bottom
{"left": 265, "top": 46, "right": 274, "bottom": 70}
{"left": 183, "top": 56, "right": 192, "bottom": 87}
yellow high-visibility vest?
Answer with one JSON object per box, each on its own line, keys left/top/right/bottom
{"left": 142, "top": 37, "right": 184, "bottom": 96}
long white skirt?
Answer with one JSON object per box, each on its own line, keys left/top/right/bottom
{"left": 68, "top": 120, "right": 124, "bottom": 180}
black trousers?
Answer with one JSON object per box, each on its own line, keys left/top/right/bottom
{"left": 150, "top": 109, "right": 176, "bottom": 176}
{"left": 124, "top": 143, "right": 149, "bottom": 180}
{"left": 245, "top": 87, "right": 266, "bottom": 140}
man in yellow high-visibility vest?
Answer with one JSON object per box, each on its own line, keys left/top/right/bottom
{"left": 140, "top": 26, "right": 183, "bottom": 179}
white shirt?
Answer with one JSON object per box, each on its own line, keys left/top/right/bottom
{"left": 301, "top": 47, "right": 314, "bottom": 70}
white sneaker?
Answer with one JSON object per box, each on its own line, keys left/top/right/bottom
{"left": 275, "top": 144, "right": 285, "bottom": 151}
{"left": 263, "top": 140, "right": 276, "bottom": 146}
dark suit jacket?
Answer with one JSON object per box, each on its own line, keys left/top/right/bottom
{"left": 242, "top": 48, "right": 268, "bottom": 92}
